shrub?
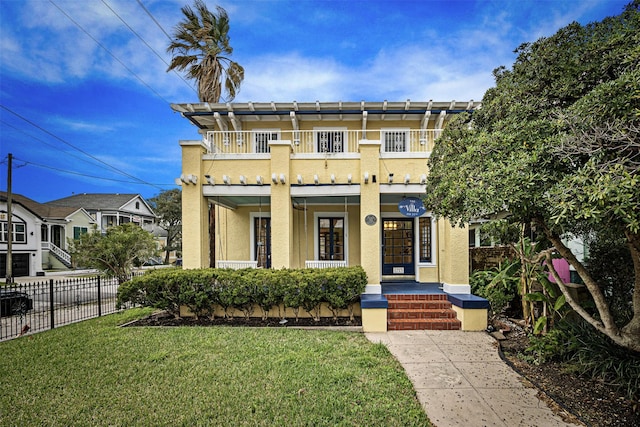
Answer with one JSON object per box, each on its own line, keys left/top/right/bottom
{"left": 470, "top": 260, "right": 520, "bottom": 318}
{"left": 526, "top": 319, "right": 640, "bottom": 400}
{"left": 116, "top": 266, "right": 368, "bottom": 322}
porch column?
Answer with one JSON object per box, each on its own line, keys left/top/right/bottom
{"left": 269, "top": 140, "right": 293, "bottom": 269}
{"left": 359, "top": 140, "right": 382, "bottom": 294}
{"left": 438, "top": 218, "right": 471, "bottom": 293}
{"left": 180, "top": 140, "right": 210, "bottom": 269}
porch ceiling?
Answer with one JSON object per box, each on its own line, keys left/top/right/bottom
{"left": 205, "top": 191, "right": 425, "bottom": 210}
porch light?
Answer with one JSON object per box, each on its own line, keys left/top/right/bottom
{"left": 420, "top": 174, "right": 427, "bottom": 185}
{"left": 223, "top": 175, "right": 231, "bottom": 185}
{"left": 240, "top": 175, "right": 247, "bottom": 185}
{"left": 347, "top": 174, "right": 352, "bottom": 184}
{"left": 272, "top": 173, "right": 278, "bottom": 184}
{"left": 363, "top": 172, "right": 369, "bottom": 184}
{"left": 279, "top": 173, "right": 286, "bottom": 184}
{"left": 330, "top": 174, "right": 335, "bottom": 184}
{"left": 256, "top": 175, "right": 263, "bottom": 185}
{"left": 180, "top": 174, "right": 197, "bottom": 185}
{"left": 388, "top": 173, "right": 394, "bottom": 183}
{"left": 404, "top": 174, "right": 410, "bottom": 184}
{"left": 314, "top": 175, "right": 319, "bottom": 185}
{"left": 297, "top": 175, "right": 303, "bottom": 184}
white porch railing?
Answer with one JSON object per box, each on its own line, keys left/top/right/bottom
{"left": 216, "top": 260, "right": 258, "bottom": 269}
{"left": 305, "top": 260, "right": 347, "bottom": 269}
{"left": 204, "top": 129, "right": 438, "bottom": 156}
{"left": 42, "top": 242, "right": 72, "bottom": 265}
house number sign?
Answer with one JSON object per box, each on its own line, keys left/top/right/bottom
{"left": 365, "top": 214, "right": 377, "bottom": 226}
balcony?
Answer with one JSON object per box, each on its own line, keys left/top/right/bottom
{"left": 204, "top": 129, "right": 441, "bottom": 158}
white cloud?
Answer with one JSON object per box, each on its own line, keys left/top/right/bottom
{"left": 49, "top": 116, "right": 116, "bottom": 133}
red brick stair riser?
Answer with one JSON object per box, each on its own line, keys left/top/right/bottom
{"left": 386, "top": 293, "right": 461, "bottom": 331}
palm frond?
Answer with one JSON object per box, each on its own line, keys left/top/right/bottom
{"left": 166, "top": 0, "right": 242, "bottom": 102}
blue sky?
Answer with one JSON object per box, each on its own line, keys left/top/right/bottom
{"left": 0, "top": 0, "right": 627, "bottom": 203}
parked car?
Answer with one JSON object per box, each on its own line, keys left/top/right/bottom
{"left": 0, "top": 289, "right": 33, "bottom": 316}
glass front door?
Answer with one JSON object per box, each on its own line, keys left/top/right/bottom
{"left": 382, "top": 219, "right": 414, "bottom": 275}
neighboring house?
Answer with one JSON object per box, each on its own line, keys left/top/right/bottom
{"left": 172, "top": 100, "right": 488, "bottom": 331}
{"left": 46, "top": 193, "right": 157, "bottom": 234}
{"left": 0, "top": 192, "right": 95, "bottom": 277}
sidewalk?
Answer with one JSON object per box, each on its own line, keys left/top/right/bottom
{"left": 365, "top": 330, "right": 582, "bottom": 427}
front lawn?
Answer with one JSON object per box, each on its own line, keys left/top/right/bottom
{"left": 0, "top": 309, "right": 430, "bottom": 426}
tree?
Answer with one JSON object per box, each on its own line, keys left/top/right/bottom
{"left": 166, "top": 0, "right": 244, "bottom": 102}
{"left": 424, "top": 3, "right": 640, "bottom": 351}
{"left": 69, "top": 223, "right": 158, "bottom": 284}
{"left": 149, "top": 189, "right": 182, "bottom": 264}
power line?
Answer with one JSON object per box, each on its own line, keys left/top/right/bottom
{"left": 0, "top": 119, "right": 111, "bottom": 171}
{"left": 0, "top": 104, "right": 164, "bottom": 191}
{"left": 48, "top": 0, "right": 171, "bottom": 105}
{"left": 135, "top": 0, "right": 173, "bottom": 41}
{"left": 12, "top": 155, "right": 176, "bottom": 187}
{"left": 100, "top": 0, "right": 197, "bottom": 96}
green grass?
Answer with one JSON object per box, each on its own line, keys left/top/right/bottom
{"left": 0, "top": 309, "right": 430, "bottom": 426}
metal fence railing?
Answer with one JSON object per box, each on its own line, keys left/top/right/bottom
{"left": 0, "top": 273, "right": 141, "bottom": 342}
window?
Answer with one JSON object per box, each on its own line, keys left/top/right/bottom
{"left": 382, "top": 129, "right": 409, "bottom": 152}
{"left": 254, "top": 217, "right": 271, "bottom": 268}
{"left": 0, "top": 222, "right": 26, "bottom": 243}
{"left": 318, "top": 217, "right": 344, "bottom": 260}
{"left": 135, "top": 201, "right": 140, "bottom": 210}
{"left": 253, "top": 130, "right": 279, "bottom": 153}
{"left": 419, "top": 217, "right": 432, "bottom": 263}
{"left": 316, "top": 130, "right": 345, "bottom": 153}
{"left": 73, "top": 226, "right": 88, "bottom": 240}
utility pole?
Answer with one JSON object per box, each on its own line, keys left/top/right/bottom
{"left": 5, "top": 153, "right": 12, "bottom": 283}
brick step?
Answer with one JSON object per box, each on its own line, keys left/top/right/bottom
{"left": 388, "top": 308, "right": 458, "bottom": 320}
{"left": 387, "top": 318, "right": 461, "bottom": 331}
{"left": 388, "top": 301, "right": 453, "bottom": 310}
{"left": 385, "top": 294, "right": 448, "bottom": 302}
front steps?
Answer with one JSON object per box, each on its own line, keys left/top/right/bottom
{"left": 386, "top": 294, "right": 461, "bottom": 331}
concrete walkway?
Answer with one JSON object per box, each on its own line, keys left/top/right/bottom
{"left": 365, "top": 330, "right": 582, "bottom": 427}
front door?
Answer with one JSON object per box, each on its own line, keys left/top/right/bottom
{"left": 382, "top": 219, "right": 414, "bottom": 275}
{"left": 254, "top": 217, "right": 271, "bottom": 268}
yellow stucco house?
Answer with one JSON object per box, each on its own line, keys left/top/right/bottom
{"left": 172, "top": 100, "right": 488, "bottom": 332}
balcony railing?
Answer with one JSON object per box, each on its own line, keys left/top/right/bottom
{"left": 205, "top": 129, "right": 440, "bottom": 156}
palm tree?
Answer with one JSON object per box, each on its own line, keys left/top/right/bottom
{"left": 167, "top": 0, "right": 244, "bottom": 102}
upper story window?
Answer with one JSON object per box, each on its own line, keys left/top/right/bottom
{"left": 252, "top": 130, "right": 279, "bottom": 153}
{"left": 135, "top": 201, "right": 140, "bottom": 210}
{"left": 382, "top": 129, "right": 409, "bottom": 153}
{"left": 315, "top": 129, "right": 346, "bottom": 153}
{"left": 1, "top": 221, "right": 26, "bottom": 243}
{"left": 73, "top": 226, "right": 88, "bottom": 240}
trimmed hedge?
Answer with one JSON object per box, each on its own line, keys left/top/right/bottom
{"left": 117, "top": 266, "right": 367, "bottom": 321}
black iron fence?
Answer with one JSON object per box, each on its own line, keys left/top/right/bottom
{"left": 0, "top": 273, "right": 141, "bottom": 342}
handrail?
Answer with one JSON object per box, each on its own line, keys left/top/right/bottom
{"left": 216, "top": 260, "right": 258, "bottom": 269}
{"left": 305, "top": 260, "right": 347, "bottom": 269}
{"left": 42, "top": 242, "right": 72, "bottom": 265}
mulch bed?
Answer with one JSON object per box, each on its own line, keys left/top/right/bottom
{"left": 125, "top": 311, "right": 362, "bottom": 328}
{"left": 493, "top": 317, "right": 639, "bottom": 427}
